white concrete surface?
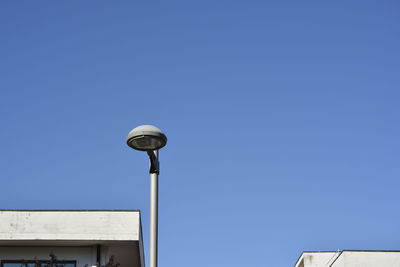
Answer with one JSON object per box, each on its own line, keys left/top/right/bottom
{"left": 295, "top": 251, "right": 400, "bottom": 267}
{"left": 295, "top": 252, "right": 339, "bottom": 267}
{"left": 0, "top": 210, "right": 140, "bottom": 241}
{"left": 0, "top": 210, "right": 144, "bottom": 267}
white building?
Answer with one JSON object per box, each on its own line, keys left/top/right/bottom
{"left": 295, "top": 250, "right": 400, "bottom": 267}
{"left": 0, "top": 210, "right": 144, "bottom": 267}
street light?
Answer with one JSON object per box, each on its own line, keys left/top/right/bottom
{"left": 126, "top": 125, "right": 167, "bottom": 267}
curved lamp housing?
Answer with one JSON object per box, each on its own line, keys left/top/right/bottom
{"left": 126, "top": 125, "right": 167, "bottom": 151}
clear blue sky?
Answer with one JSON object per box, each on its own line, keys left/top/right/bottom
{"left": 1, "top": 1, "right": 399, "bottom": 266}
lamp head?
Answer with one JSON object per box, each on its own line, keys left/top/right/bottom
{"left": 126, "top": 125, "right": 167, "bottom": 151}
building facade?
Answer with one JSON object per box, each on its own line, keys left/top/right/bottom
{"left": 295, "top": 250, "right": 400, "bottom": 267}
{"left": 0, "top": 210, "right": 144, "bottom": 267}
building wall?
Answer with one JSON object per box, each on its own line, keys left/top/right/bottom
{"left": 0, "top": 211, "right": 140, "bottom": 241}
{"left": 331, "top": 251, "right": 400, "bottom": 267}
{"left": 296, "top": 252, "right": 338, "bottom": 267}
{"left": 296, "top": 251, "right": 400, "bottom": 267}
{"left": 105, "top": 243, "right": 141, "bottom": 267}
{"left": 0, "top": 211, "right": 143, "bottom": 267}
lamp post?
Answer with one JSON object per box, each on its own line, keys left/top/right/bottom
{"left": 126, "top": 125, "right": 167, "bottom": 267}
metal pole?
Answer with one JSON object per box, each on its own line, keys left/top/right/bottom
{"left": 149, "top": 150, "right": 159, "bottom": 267}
